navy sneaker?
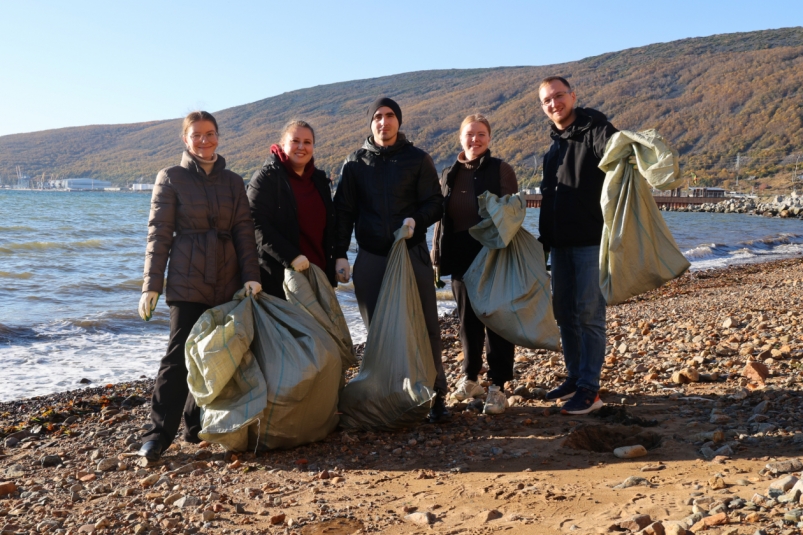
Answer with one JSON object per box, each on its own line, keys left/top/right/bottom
{"left": 545, "top": 378, "right": 578, "bottom": 401}
{"left": 560, "top": 387, "right": 603, "bottom": 415}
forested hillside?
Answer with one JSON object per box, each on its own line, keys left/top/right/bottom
{"left": 2, "top": 27, "right": 802, "bottom": 188}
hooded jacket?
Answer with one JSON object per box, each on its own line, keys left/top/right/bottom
{"left": 142, "top": 151, "right": 261, "bottom": 307}
{"left": 334, "top": 134, "right": 443, "bottom": 257}
{"left": 247, "top": 153, "right": 337, "bottom": 293}
{"left": 538, "top": 107, "right": 618, "bottom": 248}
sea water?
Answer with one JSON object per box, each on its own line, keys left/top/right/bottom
{"left": 2, "top": 189, "right": 802, "bottom": 401}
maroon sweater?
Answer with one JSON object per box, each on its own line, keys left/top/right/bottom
{"left": 270, "top": 145, "right": 326, "bottom": 271}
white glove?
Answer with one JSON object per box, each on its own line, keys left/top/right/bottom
{"left": 243, "top": 281, "right": 262, "bottom": 296}
{"left": 290, "top": 255, "right": 310, "bottom": 271}
{"left": 335, "top": 258, "right": 350, "bottom": 283}
{"left": 402, "top": 217, "right": 415, "bottom": 239}
{"left": 138, "top": 291, "right": 159, "bottom": 321}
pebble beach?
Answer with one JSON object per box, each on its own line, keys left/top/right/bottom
{"left": 2, "top": 257, "right": 803, "bottom": 534}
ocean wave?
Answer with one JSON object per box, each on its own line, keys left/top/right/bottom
{"left": 683, "top": 233, "right": 803, "bottom": 263}
{"left": 3, "top": 239, "right": 106, "bottom": 252}
{"left": 0, "top": 226, "right": 35, "bottom": 232}
{"left": 0, "top": 271, "right": 33, "bottom": 279}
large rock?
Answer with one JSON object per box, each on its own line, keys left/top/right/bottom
{"left": 742, "top": 361, "right": 769, "bottom": 383}
{"left": 769, "top": 475, "right": 798, "bottom": 492}
{"left": 619, "top": 514, "right": 652, "bottom": 531}
{"left": 690, "top": 512, "right": 728, "bottom": 531}
{"left": 405, "top": 512, "right": 435, "bottom": 525}
{"left": 96, "top": 458, "right": 118, "bottom": 472}
{"left": 765, "top": 459, "right": 803, "bottom": 475}
{"left": 0, "top": 481, "right": 17, "bottom": 496}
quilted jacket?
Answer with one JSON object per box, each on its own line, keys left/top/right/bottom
{"left": 142, "top": 151, "right": 261, "bottom": 306}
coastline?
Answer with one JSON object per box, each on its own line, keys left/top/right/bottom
{"left": 1, "top": 257, "right": 802, "bottom": 533}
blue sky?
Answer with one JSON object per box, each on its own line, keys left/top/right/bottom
{"left": 1, "top": 1, "right": 801, "bottom": 137}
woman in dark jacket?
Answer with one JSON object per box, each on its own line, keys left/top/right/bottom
{"left": 431, "top": 113, "right": 518, "bottom": 415}
{"left": 247, "top": 120, "right": 337, "bottom": 298}
{"left": 138, "top": 110, "right": 262, "bottom": 461}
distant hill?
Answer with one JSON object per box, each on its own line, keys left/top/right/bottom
{"left": 2, "top": 27, "right": 802, "bottom": 189}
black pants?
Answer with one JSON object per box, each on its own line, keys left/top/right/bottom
{"left": 451, "top": 277, "right": 515, "bottom": 388}
{"left": 259, "top": 267, "right": 286, "bottom": 300}
{"left": 352, "top": 242, "right": 448, "bottom": 395}
{"left": 142, "top": 301, "right": 206, "bottom": 449}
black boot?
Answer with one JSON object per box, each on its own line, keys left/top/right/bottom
{"left": 427, "top": 392, "right": 451, "bottom": 423}
{"left": 137, "top": 440, "right": 162, "bottom": 462}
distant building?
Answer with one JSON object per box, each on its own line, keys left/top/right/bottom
{"left": 131, "top": 183, "right": 155, "bottom": 191}
{"left": 51, "top": 178, "right": 112, "bottom": 191}
{"left": 688, "top": 187, "right": 726, "bottom": 198}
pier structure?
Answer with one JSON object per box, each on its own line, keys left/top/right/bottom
{"left": 523, "top": 194, "right": 735, "bottom": 209}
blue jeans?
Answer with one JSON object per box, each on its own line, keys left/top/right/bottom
{"left": 550, "top": 245, "right": 607, "bottom": 392}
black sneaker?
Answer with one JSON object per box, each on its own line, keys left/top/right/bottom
{"left": 427, "top": 393, "right": 451, "bottom": 423}
{"left": 545, "top": 378, "right": 577, "bottom": 401}
{"left": 560, "top": 387, "right": 603, "bottom": 415}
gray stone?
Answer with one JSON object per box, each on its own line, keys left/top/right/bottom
{"left": 613, "top": 476, "right": 650, "bottom": 489}
{"left": 405, "top": 512, "right": 435, "bottom": 525}
{"left": 765, "top": 459, "right": 803, "bottom": 475}
{"left": 770, "top": 475, "right": 798, "bottom": 492}
{"left": 174, "top": 496, "right": 201, "bottom": 509}
{"left": 713, "top": 445, "right": 734, "bottom": 457}
{"left": 96, "top": 458, "right": 118, "bottom": 472}
{"left": 752, "top": 400, "right": 769, "bottom": 414}
{"left": 40, "top": 455, "right": 62, "bottom": 467}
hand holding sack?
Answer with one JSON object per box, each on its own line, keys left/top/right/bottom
{"left": 338, "top": 225, "right": 437, "bottom": 430}
{"left": 463, "top": 192, "right": 560, "bottom": 351}
{"left": 598, "top": 130, "right": 690, "bottom": 305}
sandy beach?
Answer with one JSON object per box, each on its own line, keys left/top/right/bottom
{"left": 2, "top": 257, "right": 802, "bottom": 535}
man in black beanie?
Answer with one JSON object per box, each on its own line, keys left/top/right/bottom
{"left": 334, "top": 97, "right": 450, "bottom": 422}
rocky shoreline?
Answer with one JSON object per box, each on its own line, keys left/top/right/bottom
{"left": 2, "top": 258, "right": 803, "bottom": 534}
{"left": 660, "top": 194, "right": 803, "bottom": 218}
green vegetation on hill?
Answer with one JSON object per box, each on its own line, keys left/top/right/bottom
{"left": 2, "top": 27, "right": 802, "bottom": 189}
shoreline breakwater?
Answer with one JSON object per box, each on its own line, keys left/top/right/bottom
{"left": 660, "top": 194, "right": 803, "bottom": 218}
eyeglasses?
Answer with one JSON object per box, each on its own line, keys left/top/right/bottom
{"left": 189, "top": 132, "right": 218, "bottom": 141}
{"left": 541, "top": 91, "right": 569, "bottom": 107}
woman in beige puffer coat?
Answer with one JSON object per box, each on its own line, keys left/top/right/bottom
{"left": 137, "top": 111, "right": 261, "bottom": 462}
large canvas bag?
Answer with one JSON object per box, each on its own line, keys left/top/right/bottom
{"left": 463, "top": 192, "right": 560, "bottom": 351}
{"left": 283, "top": 264, "right": 357, "bottom": 385}
{"left": 598, "top": 130, "right": 690, "bottom": 305}
{"left": 186, "top": 294, "right": 267, "bottom": 452}
{"left": 338, "top": 226, "right": 436, "bottom": 430}
{"left": 186, "top": 288, "right": 342, "bottom": 451}
{"left": 248, "top": 292, "right": 342, "bottom": 449}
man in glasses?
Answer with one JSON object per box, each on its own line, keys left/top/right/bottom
{"left": 538, "top": 76, "right": 618, "bottom": 415}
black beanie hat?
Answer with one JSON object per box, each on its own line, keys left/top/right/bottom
{"left": 367, "top": 97, "right": 402, "bottom": 127}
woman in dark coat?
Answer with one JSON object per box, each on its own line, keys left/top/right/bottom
{"left": 431, "top": 113, "right": 518, "bottom": 415}
{"left": 138, "top": 111, "right": 262, "bottom": 461}
{"left": 247, "top": 120, "right": 337, "bottom": 298}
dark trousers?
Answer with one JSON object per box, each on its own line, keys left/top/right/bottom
{"left": 143, "top": 301, "right": 206, "bottom": 449}
{"left": 259, "top": 267, "right": 286, "bottom": 300}
{"left": 451, "top": 277, "right": 515, "bottom": 388}
{"left": 352, "top": 242, "right": 448, "bottom": 395}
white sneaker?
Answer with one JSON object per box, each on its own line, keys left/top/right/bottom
{"left": 452, "top": 377, "right": 485, "bottom": 401}
{"left": 483, "top": 385, "right": 508, "bottom": 415}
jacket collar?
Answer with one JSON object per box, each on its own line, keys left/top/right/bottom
{"left": 181, "top": 150, "right": 226, "bottom": 177}
{"left": 362, "top": 132, "right": 411, "bottom": 156}
{"left": 550, "top": 107, "right": 605, "bottom": 140}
